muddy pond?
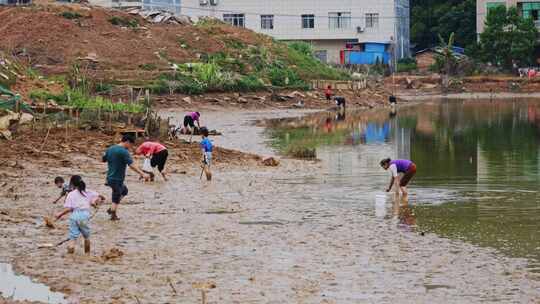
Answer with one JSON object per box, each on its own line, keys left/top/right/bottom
{"left": 264, "top": 99, "right": 540, "bottom": 273}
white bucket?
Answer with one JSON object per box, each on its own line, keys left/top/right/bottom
{"left": 375, "top": 193, "right": 386, "bottom": 217}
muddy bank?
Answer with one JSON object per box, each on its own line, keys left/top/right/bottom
{"left": 1, "top": 109, "right": 540, "bottom": 304}
{"left": 0, "top": 126, "right": 261, "bottom": 172}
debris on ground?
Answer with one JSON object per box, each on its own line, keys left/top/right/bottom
{"left": 101, "top": 248, "right": 124, "bottom": 261}
{"left": 127, "top": 8, "right": 193, "bottom": 25}
{"left": 192, "top": 281, "right": 217, "bottom": 290}
{"left": 178, "top": 128, "right": 222, "bottom": 136}
{"left": 204, "top": 208, "right": 242, "bottom": 214}
{"left": 262, "top": 157, "right": 280, "bottom": 167}
{"left": 0, "top": 109, "right": 33, "bottom": 140}
{"left": 288, "top": 147, "right": 316, "bottom": 159}
{"left": 44, "top": 216, "right": 56, "bottom": 229}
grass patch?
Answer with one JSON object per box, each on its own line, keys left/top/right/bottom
{"left": 177, "top": 38, "right": 188, "bottom": 49}
{"left": 94, "top": 81, "right": 114, "bottom": 93}
{"left": 29, "top": 89, "right": 145, "bottom": 113}
{"left": 223, "top": 38, "right": 246, "bottom": 50}
{"left": 276, "top": 42, "right": 350, "bottom": 81}
{"left": 108, "top": 16, "right": 139, "bottom": 28}
{"left": 397, "top": 58, "right": 417, "bottom": 73}
{"left": 139, "top": 63, "right": 157, "bottom": 71}
{"left": 60, "top": 11, "right": 82, "bottom": 20}
{"left": 224, "top": 75, "right": 265, "bottom": 92}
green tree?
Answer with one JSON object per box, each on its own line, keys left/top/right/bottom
{"left": 478, "top": 6, "right": 538, "bottom": 68}
{"left": 411, "top": 0, "right": 476, "bottom": 50}
{"left": 438, "top": 32, "right": 457, "bottom": 75}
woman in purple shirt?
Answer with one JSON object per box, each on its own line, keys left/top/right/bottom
{"left": 380, "top": 158, "right": 417, "bottom": 196}
{"left": 182, "top": 111, "right": 201, "bottom": 142}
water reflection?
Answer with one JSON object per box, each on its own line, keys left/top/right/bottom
{"left": 0, "top": 263, "right": 67, "bottom": 304}
{"left": 266, "top": 99, "right": 540, "bottom": 272}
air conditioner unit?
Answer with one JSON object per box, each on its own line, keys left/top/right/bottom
{"left": 209, "top": 0, "right": 218, "bottom": 5}
{"left": 357, "top": 26, "right": 364, "bottom": 33}
{"left": 199, "top": 0, "right": 208, "bottom": 5}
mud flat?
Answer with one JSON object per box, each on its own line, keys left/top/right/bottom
{"left": 1, "top": 109, "right": 540, "bottom": 304}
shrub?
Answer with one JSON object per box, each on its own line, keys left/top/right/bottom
{"left": 29, "top": 89, "right": 145, "bottom": 113}
{"left": 108, "top": 16, "right": 138, "bottom": 28}
{"left": 60, "top": 11, "right": 82, "bottom": 20}
{"left": 192, "top": 62, "right": 227, "bottom": 91}
{"left": 139, "top": 63, "right": 157, "bottom": 71}
{"left": 29, "top": 90, "right": 61, "bottom": 102}
{"left": 223, "top": 38, "right": 246, "bottom": 50}
{"left": 397, "top": 58, "right": 417, "bottom": 73}
{"left": 225, "top": 75, "right": 265, "bottom": 92}
{"left": 268, "top": 66, "right": 307, "bottom": 88}
{"left": 288, "top": 41, "right": 313, "bottom": 56}
{"left": 277, "top": 43, "right": 350, "bottom": 81}
{"left": 155, "top": 74, "right": 206, "bottom": 95}
{"left": 94, "top": 82, "right": 113, "bottom": 93}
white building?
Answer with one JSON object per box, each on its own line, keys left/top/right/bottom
{"left": 144, "top": 0, "right": 411, "bottom": 65}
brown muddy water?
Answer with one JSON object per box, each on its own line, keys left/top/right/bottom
{"left": 265, "top": 99, "right": 540, "bottom": 274}
{"left": 1, "top": 104, "right": 540, "bottom": 303}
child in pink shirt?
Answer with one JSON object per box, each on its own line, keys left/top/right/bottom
{"left": 55, "top": 175, "right": 103, "bottom": 254}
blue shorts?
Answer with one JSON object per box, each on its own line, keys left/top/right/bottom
{"left": 69, "top": 210, "right": 91, "bottom": 240}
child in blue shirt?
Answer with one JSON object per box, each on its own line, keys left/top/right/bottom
{"left": 200, "top": 127, "right": 213, "bottom": 181}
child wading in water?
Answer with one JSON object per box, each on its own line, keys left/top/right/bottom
{"left": 55, "top": 175, "right": 103, "bottom": 254}
{"left": 380, "top": 158, "right": 417, "bottom": 196}
{"left": 200, "top": 127, "right": 213, "bottom": 181}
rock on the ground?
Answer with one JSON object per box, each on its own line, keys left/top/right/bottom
{"left": 262, "top": 157, "right": 280, "bottom": 166}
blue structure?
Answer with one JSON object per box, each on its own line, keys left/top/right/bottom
{"left": 342, "top": 43, "right": 391, "bottom": 65}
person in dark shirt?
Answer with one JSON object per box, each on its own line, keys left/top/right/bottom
{"left": 334, "top": 96, "right": 346, "bottom": 109}
{"left": 102, "top": 134, "right": 149, "bottom": 221}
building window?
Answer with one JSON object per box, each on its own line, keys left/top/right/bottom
{"left": 261, "top": 15, "right": 274, "bottom": 30}
{"left": 521, "top": 2, "right": 540, "bottom": 24}
{"left": 302, "top": 14, "right": 315, "bottom": 29}
{"left": 223, "top": 13, "right": 245, "bottom": 28}
{"left": 365, "top": 13, "right": 379, "bottom": 28}
{"left": 329, "top": 12, "right": 351, "bottom": 29}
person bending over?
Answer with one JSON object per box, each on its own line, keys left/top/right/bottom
{"left": 380, "top": 158, "right": 416, "bottom": 196}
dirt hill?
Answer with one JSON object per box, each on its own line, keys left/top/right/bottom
{"left": 0, "top": 3, "right": 348, "bottom": 85}
{"left": 0, "top": 4, "right": 255, "bottom": 75}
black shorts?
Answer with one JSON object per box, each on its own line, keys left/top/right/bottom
{"left": 183, "top": 115, "right": 195, "bottom": 128}
{"left": 107, "top": 180, "right": 128, "bottom": 204}
{"left": 151, "top": 149, "right": 168, "bottom": 172}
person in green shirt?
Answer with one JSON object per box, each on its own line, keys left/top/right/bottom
{"left": 102, "top": 134, "right": 149, "bottom": 221}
